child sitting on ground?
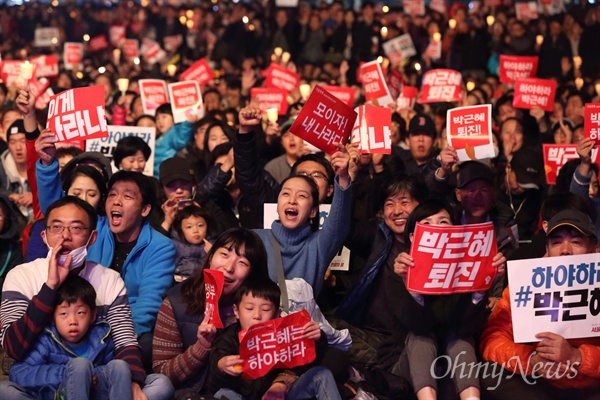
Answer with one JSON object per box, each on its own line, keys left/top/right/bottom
{"left": 207, "top": 278, "right": 342, "bottom": 400}
{"left": 9, "top": 275, "right": 133, "bottom": 400}
{"left": 172, "top": 205, "right": 213, "bottom": 282}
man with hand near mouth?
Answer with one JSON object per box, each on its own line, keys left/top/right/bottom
{"left": 0, "top": 196, "right": 173, "bottom": 400}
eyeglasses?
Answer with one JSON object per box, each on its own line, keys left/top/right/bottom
{"left": 296, "top": 171, "right": 328, "bottom": 181}
{"left": 46, "top": 225, "right": 90, "bottom": 236}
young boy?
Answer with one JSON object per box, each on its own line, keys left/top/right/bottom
{"left": 207, "top": 278, "right": 341, "bottom": 400}
{"left": 153, "top": 103, "right": 195, "bottom": 176}
{"left": 9, "top": 275, "right": 133, "bottom": 400}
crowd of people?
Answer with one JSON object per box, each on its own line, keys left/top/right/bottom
{"left": 0, "top": 0, "right": 599, "bottom": 399}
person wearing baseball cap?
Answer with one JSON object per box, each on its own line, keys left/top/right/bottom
{"left": 392, "top": 113, "right": 440, "bottom": 176}
{"left": 0, "top": 120, "right": 32, "bottom": 218}
{"left": 480, "top": 207, "right": 600, "bottom": 397}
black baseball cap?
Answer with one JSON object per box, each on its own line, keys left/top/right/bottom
{"left": 456, "top": 161, "right": 494, "bottom": 188}
{"left": 547, "top": 210, "right": 596, "bottom": 239}
{"left": 408, "top": 114, "right": 437, "bottom": 139}
{"left": 159, "top": 157, "right": 194, "bottom": 186}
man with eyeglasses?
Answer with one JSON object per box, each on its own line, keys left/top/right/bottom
{"left": 0, "top": 196, "right": 173, "bottom": 400}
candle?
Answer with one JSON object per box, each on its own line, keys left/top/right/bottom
{"left": 466, "top": 81, "right": 475, "bottom": 91}
{"left": 414, "top": 62, "right": 422, "bottom": 71}
{"left": 265, "top": 108, "right": 278, "bottom": 123}
{"left": 486, "top": 15, "right": 495, "bottom": 26}
{"left": 574, "top": 56, "right": 582, "bottom": 70}
{"left": 299, "top": 84, "right": 311, "bottom": 100}
{"left": 595, "top": 83, "right": 600, "bottom": 96}
{"left": 381, "top": 26, "right": 388, "bottom": 39}
{"left": 281, "top": 52, "right": 291, "bottom": 64}
{"left": 21, "top": 61, "right": 34, "bottom": 81}
{"left": 274, "top": 47, "right": 283, "bottom": 57}
{"left": 536, "top": 35, "right": 544, "bottom": 46}
{"left": 449, "top": 19, "right": 457, "bottom": 29}
{"left": 381, "top": 57, "right": 390, "bottom": 70}
{"left": 167, "top": 64, "right": 177, "bottom": 77}
{"left": 575, "top": 77, "right": 584, "bottom": 90}
{"left": 117, "top": 78, "right": 129, "bottom": 94}
{"left": 433, "top": 32, "right": 441, "bottom": 42}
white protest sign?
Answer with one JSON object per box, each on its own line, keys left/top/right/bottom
{"left": 167, "top": 81, "right": 204, "bottom": 123}
{"left": 508, "top": 253, "right": 600, "bottom": 343}
{"left": 34, "top": 27, "right": 60, "bottom": 47}
{"left": 382, "top": 34, "right": 416, "bottom": 67}
{"left": 264, "top": 204, "right": 350, "bottom": 271}
{"left": 85, "top": 125, "right": 156, "bottom": 176}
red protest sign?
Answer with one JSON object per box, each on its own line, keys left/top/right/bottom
{"left": 46, "top": 85, "right": 108, "bottom": 142}
{"left": 109, "top": 25, "right": 126, "bottom": 47}
{"left": 446, "top": 104, "right": 495, "bottom": 161}
{"left": 180, "top": 59, "right": 215, "bottom": 87}
{"left": 89, "top": 35, "right": 109, "bottom": 52}
{"left": 250, "top": 87, "right": 288, "bottom": 115}
{"left": 360, "top": 60, "right": 393, "bottom": 106}
{"left": 141, "top": 39, "right": 166, "bottom": 64}
{"left": 29, "top": 77, "right": 50, "bottom": 99}
{"left": 289, "top": 85, "right": 357, "bottom": 155}
{"left": 541, "top": 144, "right": 596, "bottom": 185}
{"left": 64, "top": 42, "right": 83, "bottom": 70}
{"left": 168, "top": 81, "right": 204, "bottom": 123}
{"left": 203, "top": 269, "right": 224, "bottom": 329}
{"left": 36, "top": 87, "right": 54, "bottom": 110}
{"left": 139, "top": 79, "right": 168, "bottom": 116}
{"left": 418, "top": 69, "right": 462, "bottom": 104}
{"left": 351, "top": 105, "right": 392, "bottom": 154}
{"left": 403, "top": 0, "right": 425, "bottom": 16}
{"left": 397, "top": 86, "right": 418, "bottom": 111}
{"left": 320, "top": 85, "right": 354, "bottom": 108}
{"left": 123, "top": 39, "right": 139, "bottom": 59}
{"left": 1, "top": 61, "right": 25, "bottom": 87}
{"left": 164, "top": 35, "right": 183, "bottom": 52}
{"left": 388, "top": 70, "right": 404, "bottom": 100}
{"left": 516, "top": 2, "right": 538, "bottom": 21}
{"left": 513, "top": 78, "right": 556, "bottom": 112}
{"left": 584, "top": 103, "right": 600, "bottom": 145}
{"left": 239, "top": 310, "right": 316, "bottom": 380}
{"left": 31, "top": 55, "right": 58, "bottom": 78}
{"left": 499, "top": 55, "right": 538, "bottom": 83}
{"left": 408, "top": 222, "right": 498, "bottom": 294}
{"left": 264, "top": 63, "right": 300, "bottom": 93}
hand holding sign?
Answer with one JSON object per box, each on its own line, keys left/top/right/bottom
{"left": 393, "top": 252, "right": 414, "bottom": 281}
{"left": 15, "top": 87, "right": 35, "bottom": 117}
{"left": 35, "top": 129, "right": 58, "bottom": 167}
{"left": 330, "top": 144, "right": 351, "bottom": 189}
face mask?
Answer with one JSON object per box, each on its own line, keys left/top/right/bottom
{"left": 46, "top": 234, "right": 93, "bottom": 270}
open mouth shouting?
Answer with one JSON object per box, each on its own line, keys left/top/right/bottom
{"left": 110, "top": 210, "right": 123, "bottom": 226}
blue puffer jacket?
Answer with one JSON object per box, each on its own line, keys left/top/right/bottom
{"left": 153, "top": 121, "right": 194, "bottom": 176}
{"left": 9, "top": 322, "right": 114, "bottom": 400}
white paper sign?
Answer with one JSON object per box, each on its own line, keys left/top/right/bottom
{"left": 446, "top": 104, "right": 495, "bottom": 161}
{"left": 167, "top": 81, "right": 204, "bottom": 124}
{"left": 34, "top": 27, "right": 60, "bottom": 47}
{"left": 382, "top": 34, "right": 417, "bottom": 66}
{"left": 85, "top": 125, "right": 156, "bottom": 176}
{"left": 508, "top": 253, "right": 600, "bottom": 343}
{"left": 264, "top": 204, "right": 350, "bottom": 271}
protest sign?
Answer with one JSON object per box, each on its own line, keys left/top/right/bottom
{"left": 36, "top": 87, "right": 54, "bottom": 110}
{"left": 85, "top": 125, "right": 156, "bottom": 176}
{"left": 513, "top": 78, "right": 556, "bottom": 112}
{"left": 542, "top": 144, "right": 598, "bottom": 185}
{"left": 204, "top": 269, "right": 224, "bottom": 329}
{"left": 351, "top": 105, "right": 392, "bottom": 154}
{"left": 418, "top": 69, "right": 462, "bottom": 103}
{"left": 382, "top": 34, "right": 417, "bottom": 67}
{"left": 140, "top": 39, "right": 166, "bottom": 64}
{"left": 109, "top": 25, "right": 126, "bottom": 47}
{"left": 403, "top": 0, "right": 425, "bottom": 16}
{"left": 123, "top": 39, "right": 139, "bottom": 59}
{"left": 508, "top": 253, "right": 600, "bottom": 343}
{"left": 429, "top": 0, "right": 447, "bottom": 14}
{"left": 275, "top": 0, "right": 299, "bottom": 6}
{"left": 31, "top": 55, "right": 59, "bottom": 78}
{"left": 264, "top": 203, "right": 350, "bottom": 271}
{"left": 63, "top": 42, "right": 84, "bottom": 70}
{"left": 388, "top": 70, "right": 404, "bottom": 100}
{"left": 397, "top": 86, "right": 419, "bottom": 111}
{"left": 319, "top": 85, "right": 354, "bottom": 108}
{"left": 424, "top": 39, "right": 442, "bottom": 61}
{"left": 288, "top": 85, "right": 356, "bottom": 155}
{"left": 164, "top": 35, "right": 183, "bottom": 52}
{"left": 168, "top": 81, "right": 204, "bottom": 123}
{"left": 139, "top": 79, "right": 168, "bottom": 116}
{"left": 1, "top": 61, "right": 26, "bottom": 87}
{"left": 516, "top": 1, "right": 538, "bottom": 21}
{"left": 408, "top": 222, "right": 498, "bottom": 294}
{"left": 446, "top": 104, "right": 495, "bottom": 161}
{"left": 499, "top": 55, "right": 538, "bottom": 83}
{"left": 180, "top": 58, "right": 215, "bottom": 87}
{"left": 29, "top": 77, "right": 50, "bottom": 100}
{"left": 34, "top": 27, "right": 60, "bottom": 47}
{"left": 264, "top": 63, "right": 300, "bottom": 93}
{"left": 239, "top": 310, "right": 316, "bottom": 380}
{"left": 250, "top": 87, "right": 288, "bottom": 115}
{"left": 360, "top": 60, "right": 393, "bottom": 106}
{"left": 89, "top": 35, "right": 109, "bottom": 52}
{"left": 584, "top": 103, "right": 600, "bottom": 146}
{"left": 46, "top": 85, "right": 108, "bottom": 142}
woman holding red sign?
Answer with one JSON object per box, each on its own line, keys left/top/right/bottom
{"left": 381, "top": 200, "right": 506, "bottom": 400}
{"left": 152, "top": 227, "right": 269, "bottom": 399}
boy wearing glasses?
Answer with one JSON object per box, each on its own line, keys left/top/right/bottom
{"left": 0, "top": 196, "right": 173, "bottom": 400}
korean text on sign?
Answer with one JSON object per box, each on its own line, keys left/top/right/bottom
{"left": 418, "top": 69, "right": 462, "bottom": 104}
{"left": 288, "top": 85, "right": 357, "bottom": 155}
{"left": 446, "top": 104, "right": 494, "bottom": 161}
{"left": 542, "top": 144, "right": 580, "bottom": 185}
{"left": 46, "top": 85, "right": 108, "bottom": 142}
{"left": 203, "top": 269, "right": 224, "bottom": 328}
{"left": 513, "top": 78, "right": 557, "bottom": 112}
{"left": 584, "top": 103, "right": 600, "bottom": 145}
{"left": 499, "top": 55, "right": 539, "bottom": 83}
{"left": 239, "top": 310, "right": 316, "bottom": 380}
{"left": 408, "top": 222, "right": 498, "bottom": 294}
{"left": 508, "top": 253, "right": 600, "bottom": 343}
